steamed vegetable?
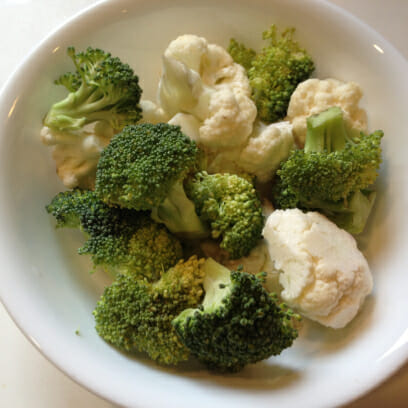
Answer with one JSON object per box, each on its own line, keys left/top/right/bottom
{"left": 157, "top": 34, "right": 257, "bottom": 150}
{"left": 263, "top": 209, "right": 373, "bottom": 329}
{"left": 46, "top": 189, "right": 182, "bottom": 280}
{"left": 273, "top": 107, "right": 383, "bottom": 233}
{"left": 94, "top": 256, "right": 205, "bottom": 365}
{"left": 44, "top": 47, "right": 142, "bottom": 132}
{"left": 41, "top": 46, "right": 142, "bottom": 189}
{"left": 286, "top": 78, "right": 368, "bottom": 146}
{"left": 173, "top": 258, "right": 299, "bottom": 372}
{"left": 186, "top": 172, "right": 264, "bottom": 258}
{"left": 95, "top": 123, "right": 209, "bottom": 238}
{"left": 42, "top": 24, "right": 384, "bottom": 374}
{"left": 228, "top": 25, "right": 315, "bottom": 123}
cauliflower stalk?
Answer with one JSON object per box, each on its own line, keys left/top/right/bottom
{"left": 263, "top": 209, "right": 373, "bottom": 329}
{"left": 286, "top": 78, "right": 368, "bottom": 147}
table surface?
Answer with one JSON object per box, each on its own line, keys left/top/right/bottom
{"left": 0, "top": 0, "right": 407, "bottom": 407}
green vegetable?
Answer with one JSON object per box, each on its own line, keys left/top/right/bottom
{"left": 43, "top": 47, "right": 142, "bottom": 132}
{"left": 93, "top": 256, "right": 205, "bottom": 365}
{"left": 186, "top": 172, "right": 264, "bottom": 259}
{"left": 46, "top": 189, "right": 182, "bottom": 281}
{"left": 228, "top": 25, "right": 314, "bottom": 123}
{"left": 227, "top": 40, "right": 256, "bottom": 71}
{"left": 95, "top": 123, "right": 209, "bottom": 238}
{"left": 172, "top": 258, "right": 299, "bottom": 372}
{"left": 273, "top": 106, "right": 383, "bottom": 233}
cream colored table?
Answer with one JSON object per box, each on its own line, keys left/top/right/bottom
{"left": 0, "top": 0, "right": 406, "bottom": 407}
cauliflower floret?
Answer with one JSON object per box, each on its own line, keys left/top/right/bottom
{"left": 201, "top": 121, "right": 294, "bottom": 181}
{"left": 41, "top": 121, "right": 113, "bottom": 189}
{"left": 198, "top": 86, "right": 255, "bottom": 148}
{"left": 167, "top": 112, "right": 243, "bottom": 176}
{"left": 263, "top": 209, "right": 373, "bottom": 329}
{"left": 168, "top": 113, "right": 201, "bottom": 142}
{"left": 157, "top": 35, "right": 293, "bottom": 182}
{"left": 286, "top": 78, "right": 368, "bottom": 146}
{"left": 238, "top": 121, "right": 294, "bottom": 182}
{"left": 139, "top": 100, "right": 170, "bottom": 124}
{"left": 164, "top": 34, "right": 208, "bottom": 73}
{"left": 158, "top": 34, "right": 257, "bottom": 150}
{"left": 171, "top": 116, "right": 294, "bottom": 182}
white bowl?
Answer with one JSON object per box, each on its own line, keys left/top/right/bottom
{"left": 0, "top": 0, "right": 407, "bottom": 407}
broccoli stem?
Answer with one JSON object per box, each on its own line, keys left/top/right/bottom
{"left": 304, "top": 106, "right": 348, "bottom": 153}
{"left": 328, "top": 190, "right": 376, "bottom": 234}
{"left": 44, "top": 83, "right": 118, "bottom": 130}
{"left": 44, "top": 83, "right": 96, "bottom": 130}
{"left": 274, "top": 107, "right": 382, "bottom": 234}
{"left": 201, "top": 258, "right": 231, "bottom": 309}
{"left": 151, "top": 179, "right": 209, "bottom": 239}
{"left": 301, "top": 107, "right": 379, "bottom": 234}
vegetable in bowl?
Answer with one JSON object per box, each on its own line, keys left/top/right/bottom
{"left": 94, "top": 122, "right": 209, "bottom": 239}
{"left": 43, "top": 20, "right": 383, "bottom": 373}
{"left": 41, "top": 46, "right": 142, "bottom": 189}
{"left": 43, "top": 46, "right": 142, "bottom": 133}
{"left": 228, "top": 25, "right": 315, "bottom": 123}
{"left": 173, "top": 258, "right": 299, "bottom": 372}
{"left": 273, "top": 106, "right": 383, "bottom": 234}
{"left": 93, "top": 256, "right": 206, "bottom": 365}
{"left": 46, "top": 189, "right": 183, "bottom": 281}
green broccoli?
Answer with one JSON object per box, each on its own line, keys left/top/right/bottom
{"left": 95, "top": 123, "right": 209, "bottom": 238}
{"left": 43, "top": 47, "right": 142, "bottom": 132}
{"left": 273, "top": 106, "right": 383, "bottom": 233}
{"left": 172, "top": 258, "right": 299, "bottom": 372}
{"left": 186, "top": 172, "right": 264, "bottom": 259}
{"left": 228, "top": 25, "right": 314, "bottom": 123}
{"left": 46, "top": 189, "right": 182, "bottom": 281}
{"left": 93, "top": 256, "right": 205, "bottom": 365}
{"left": 227, "top": 40, "right": 256, "bottom": 71}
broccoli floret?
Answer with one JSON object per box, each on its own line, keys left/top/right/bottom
{"left": 172, "top": 258, "right": 299, "bottom": 372}
{"left": 93, "top": 256, "right": 205, "bottom": 365}
{"left": 46, "top": 189, "right": 182, "bottom": 281}
{"left": 227, "top": 39, "right": 256, "bottom": 71}
{"left": 95, "top": 123, "right": 209, "bottom": 238}
{"left": 228, "top": 25, "right": 314, "bottom": 123}
{"left": 43, "top": 47, "right": 142, "bottom": 132}
{"left": 273, "top": 107, "right": 383, "bottom": 233}
{"left": 186, "top": 172, "right": 264, "bottom": 259}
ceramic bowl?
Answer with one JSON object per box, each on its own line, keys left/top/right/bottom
{"left": 0, "top": 0, "right": 407, "bottom": 407}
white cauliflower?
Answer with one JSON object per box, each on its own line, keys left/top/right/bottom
{"left": 170, "top": 113, "right": 294, "bottom": 182}
{"left": 139, "top": 100, "right": 170, "bottom": 124}
{"left": 168, "top": 112, "right": 201, "bottom": 143}
{"left": 154, "top": 34, "right": 295, "bottom": 182}
{"left": 237, "top": 121, "right": 294, "bottom": 182}
{"left": 158, "top": 34, "right": 257, "bottom": 150}
{"left": 263, "top": 209, "right": 373, "bottom": 329}
{"left": 41, "top": 122, "right": 113, "bottom": 189}
{"left": 286, "top": 78, "right": 368, "bottom": 146}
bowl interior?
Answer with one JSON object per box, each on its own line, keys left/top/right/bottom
{"left": 0, "top": 0, "right": 408, "bottom": 407}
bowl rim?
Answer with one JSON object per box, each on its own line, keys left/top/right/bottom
{"left": 0, "top": 0, "right": 407, "bottom": 407}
